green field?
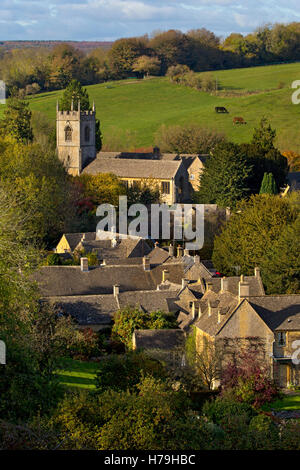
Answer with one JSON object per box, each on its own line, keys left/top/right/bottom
{"left": 56, "top": 358, "right": 99, "bottom": 390}
{"left": 3, "top": 62, "right": 300, "bottom": 152}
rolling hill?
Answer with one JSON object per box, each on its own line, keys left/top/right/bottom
{"left": 2, "top": 62, "right": 300, "bottom": 152}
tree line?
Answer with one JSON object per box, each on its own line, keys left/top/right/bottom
{"left": 2, "top": 22, "right": 300, "bottom": 95}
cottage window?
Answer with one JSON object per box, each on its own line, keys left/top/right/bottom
{"left": 161, "top": 181, "right": 170, "bottom": 194}
{"left": 190, "top": 174, "right": 195, "bottom": 181}
{"left": 277, "top": 332, "right": 286, "bottom": 347}
{"left": 132, "top": 180, "right": 140, "bottom": 189}
{"left": 84, "top": 126, "right": 90, "bottom": 142}
{"left": 65, "top": 125, "right": 72, "bottom": 142}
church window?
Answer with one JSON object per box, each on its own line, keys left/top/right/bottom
{"left": 84, "top": 126, "right": 90, "bottom": 142}
{"left": 65, "top": 125, "right": 72, "bottom": 142}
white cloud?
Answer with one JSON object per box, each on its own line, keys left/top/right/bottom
{"left": 0, "top": 0, "right": 300, "bottom": 40}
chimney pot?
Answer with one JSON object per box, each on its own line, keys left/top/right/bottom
{"left": 254, "top": 266, "right": 260, "bottom": 278}
{"left": 184, "top": 248, "right": 190, "bottom": 257}
{"left": 80, "top": 257, "right": 89, "bottom": 272}
{"left": 169, "top": 244, "right": 174, "bottom": 257}
{"left": 218, "top": 309, "right": 222, "bottom": 323}
{"left": 162, "top": 269, "right": 169, "bottom": 282}
{"left": 177, "top": 246, "right": 183, "bottom": 257}
{"left": 113, "top": 285, "right": 120, "bottom": 297}
{"left": 194, "top": 255, "right": 200, "bottom": 264}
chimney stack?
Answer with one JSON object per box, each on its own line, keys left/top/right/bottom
{"left": 218, "top": 309, "right": 222, "bottom": 324}
{"left": 162, "top": 269, "right": 169, "bottom": 282}
{"left": 254, "top": 267, "right": 260, "bottom": 278}
{"left": 113, "top": 285, "right": 120, "bottom": 297}
{"left": 206, "top": 281, "right": 213, "bottom": 292}
{"left": 198, "top": 304, "right": 202, "bottom": 319}
{"left": 208, "top": 301, "right": 212, "bottom": 317}
{"left": 80, "top": 257, "right": 89, "bottom": 272}
{"left": 221, "top": 276, "right": 229, "bottom": 292}
{"left": 191, "top": 301, "right": 197, "bottom": 319}
{"left": 177, "top": 246, "right": 183, "bottom": 257}
{"left": 239, "top": 280, "right": 250, "bottom": 300}
{"left": 194, "top": 255, "right": 200, "bottom": 264}
{"left": 143, "top": 256, "right": 150, "bottom": 271}
{"left": 169, "top": 244, "right": 174, "bottom": 257}
{"left": 182, "top": 278, "right": 189, "bottom": 289}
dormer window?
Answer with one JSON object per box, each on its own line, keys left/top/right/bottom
{"left": 65, "top": 125, "right": 72, "bottom": 142}
{"left": 277, "top": 332, "right": 286, "bottom": 347}
{"left": 84, "top": 126, "right": 90, "bottom": 142}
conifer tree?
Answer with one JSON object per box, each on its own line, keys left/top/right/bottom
{"left": 0, "top": 96, "right": 33, "bottom": 143}
{"left": 259, "top": 172, "right": 278, "bottom": 194}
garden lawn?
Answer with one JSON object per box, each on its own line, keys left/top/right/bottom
{"left": 262, "top": 393, "right": 300, "bottom": 411}
{"left": 56, "top": 357, "right": 99, "bottom": 390}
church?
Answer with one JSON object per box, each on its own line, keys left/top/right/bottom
{"left": 56, "top": 102, "right": 205, "bottom": 204}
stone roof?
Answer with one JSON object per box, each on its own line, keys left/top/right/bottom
{"left": 249, "top": 295, "right": 300, "bottom": 331}
{"left": 148, "top": 246, "right": 170, "bottom": 265}
{"left": 83, "top": 157, "right": 182, "bottom": 179}
{"left": 193, "top": 290, "right": 239, "bottom": 336}
{"left": 192, "top": 293, "right": 300, "bottom": 337}
{"left": 48, "top": 289, "right": 179, "bottom": 326}
{"left": 118, "top": 290, "right": 179, "bottom": 313}
{"left": 80, "top": 238, "right": 150, "bottom": 259}
{"left": 49, "top": 295, "right": 116, "bottom": 326}
{"left": 205, "top": 275, "right": 265, "bottom": 297}
{"left": 63, "top": 232, "right": 95, "bottom": 251}
{"left": 34, "top": 262, "right": 185, "bottom": 297}
{"left": 185, "top": 262, "right": 214, "bottom": 281}
{"left": 133, "top": 329, "right": 185, "bottom": 350}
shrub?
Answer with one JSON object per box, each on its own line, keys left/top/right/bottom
{"left": 95, "top": 351, "right": 166, "bottom": 393}
{"left": 202, "top": 394, "right": 255, "bottom": 426}
{"left": 249, "top": 414, "right": 279, "bottom": 450}
{"left": 112, "top": 307, "right": 177, "bottom": 349}
{"left": 220, "top": 348, "right": 279, "bottom": 408}
{"left": 46, "top": 253, "right": 62, "bottom": 266}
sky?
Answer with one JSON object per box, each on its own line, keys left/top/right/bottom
{"left": 2, "top": 0, "right": 300, "bottom": 41}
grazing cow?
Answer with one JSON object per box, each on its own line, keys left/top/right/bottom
{"left": 215, "top": 106, "right": 229, "bottom": 113}
{"left": 233, "top": 116, "right": 247, "bottom": 125}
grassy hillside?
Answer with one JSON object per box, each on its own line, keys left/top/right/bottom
{"left": 2, "top": 62, "right": 300, "bottom": 152}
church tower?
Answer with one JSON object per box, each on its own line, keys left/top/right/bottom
{"left": 56, "top": 100, "right": 97, "bottom": 175}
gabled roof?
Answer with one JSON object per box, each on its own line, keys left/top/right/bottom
{"left": 34, "top": 262, "right": 185, "bottom": 297}
{"left": 62, "top": 232, "right": 95, "bottom": 251}
{"left": 204, "top": 276, "right": 265, "bottom": 297}
{"left": 134, "top": 329, "right": 185, "bottom": 350}
{"left": 248, "top": 295, "right": 300, "bottom": 331}
{"left": 148, "top": 246, "right": 170, "bottom": 265}
{"left": 193, "top": 290, "right": 238, "bottom": 336}
{"left": 83, "top": 158, "right": 183, "bottom": 179}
